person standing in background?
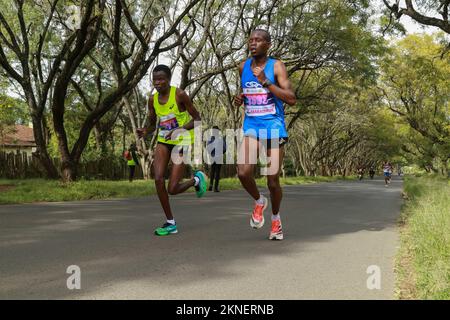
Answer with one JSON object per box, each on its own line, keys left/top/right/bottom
{"left": 207, "top": 126, "right": 226, "bottom": 192}
{"left": 124, "top": 143, "right": 139, "bottom": 182}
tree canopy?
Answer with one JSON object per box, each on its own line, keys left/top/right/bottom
{"left": 1, "top": 0, "right": 448, "bottom": 180}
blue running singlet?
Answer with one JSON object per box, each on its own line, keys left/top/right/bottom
{"left": 241, "top": 57, "right": 288, "bottom": 139}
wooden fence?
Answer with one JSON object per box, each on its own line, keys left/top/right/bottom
{"left": 0, "top": 151, "right": 139, "bottom": 180}
{"left": 0, "top": 150, "right": 243, "bottom": 180}
{"left": 0, "top": 151, "right": 43, "bottom": 179}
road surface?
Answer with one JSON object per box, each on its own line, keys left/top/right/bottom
{"left": 0, "top": 177, "right": 402, "bottom": 299}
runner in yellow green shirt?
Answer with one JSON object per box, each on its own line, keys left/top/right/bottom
{"left": 137, "top": 65, "right": 207, "bottom": 236}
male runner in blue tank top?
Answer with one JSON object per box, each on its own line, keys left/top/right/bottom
{"left": 234, "top": 29, "right": 296, "bottom": 240}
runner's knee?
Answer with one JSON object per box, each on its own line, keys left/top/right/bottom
{"left": 267, "top": 177, "right": 280, "bottom": 191}
{"left": 154, "top": 174, "right": 165, "bottom": 186}
{"left": 167, "top": 184, "right": 177, "bottom": 195}
{"left": 237, "top": 166, "right": 252, "bottom": 180}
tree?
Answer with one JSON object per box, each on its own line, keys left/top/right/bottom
{"left": 285, "top": 76, "right": 403, "bottom": 177}
{"left": 383, "top": 0, "right": 450, "bottom": 34}
{"left": 379, "top": 34, "right": 450, "bottom": 176}
{"left": 0, "top": 0, "right": 202, "bottom": 181}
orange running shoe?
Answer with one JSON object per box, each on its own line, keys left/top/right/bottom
{"left": 269, "top": 218, "right": 283, "bottom": 240}
{"left": 250, "top": 195, "right": 268, "bottom": 229}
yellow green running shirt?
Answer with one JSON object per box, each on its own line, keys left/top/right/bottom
{"left": 153, "top": 86, "right": 193, "bottom": 145}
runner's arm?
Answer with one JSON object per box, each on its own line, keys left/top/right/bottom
{"left": 137, "top": 96, "right": 157, "bottom": 138}
{"left": 178, "top": 89, "right": 201, "bottom": 131}
{"left": 269, "top": 60, "right": 296, "bottom": 106}
{"left": 234, "top": 61, "right": 246, "bottom": 107}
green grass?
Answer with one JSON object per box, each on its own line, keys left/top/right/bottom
{"left": 0, "top": 179, "right": 157, "bottom": 204}
{"left": 218, "top": 175, "right": 348, "bottom": 190}
{"left": 0, "top": 175, "right": 351, "bottom": 205}
{"left": 396, "top": 175, "right": 450, "bottom": 300}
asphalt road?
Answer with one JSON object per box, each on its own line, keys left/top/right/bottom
{"left": 0, "top": 177, "right": 402, "bottom": 299}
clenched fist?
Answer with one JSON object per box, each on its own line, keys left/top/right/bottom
{"left": 234, "top": 93, "right": 244, "bottom": 107}
{"left": 136, "top": 128, "right": 147, "bottom": 139}
{"left": 252, "top": 66, "right": 267, "bottom": 84}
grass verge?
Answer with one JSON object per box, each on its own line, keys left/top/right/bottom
{"left": 0, "top": 175, "right": 351, "bottom": 205}
{"left": 396, "top": 175, "right": 450, "bottom": 299}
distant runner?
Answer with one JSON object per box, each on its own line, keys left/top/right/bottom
{"left": 382, "top": 161, "right": 393, "bottom": 187}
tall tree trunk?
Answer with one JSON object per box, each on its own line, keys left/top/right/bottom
{"left": 61, "top": 158, "right": 78, "bottom": 182}
{"left": 30, "top": 111, "right": 59, "bottom": 179}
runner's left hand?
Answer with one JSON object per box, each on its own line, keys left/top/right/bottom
{"left": 165, "top": 129, "right": 184, "bottom": 140}
{"left": 164, "top": 129, "right": 175, "bottom": 140}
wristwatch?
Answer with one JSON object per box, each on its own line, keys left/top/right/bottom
{"left": 262, "top": 78, "right": 273, "bottom": 87}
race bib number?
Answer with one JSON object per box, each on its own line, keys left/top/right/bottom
{"left": 159, "top": 114, "right": 179, "bottom": 138}
{"left": 243, "top": 86, "right": 276, "bottom": 117}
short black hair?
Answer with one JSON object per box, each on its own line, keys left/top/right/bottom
{"left": 212, "top": 125, "right": 220, "bottom": 129}
{"left": 252, "top": 29, "right": 271, "bottom": 43}
{"left": 153, "top": 64, "right": 171, "bottom": 79}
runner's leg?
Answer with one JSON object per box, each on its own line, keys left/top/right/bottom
{"left": 266, "top": 143, "right": 285, "bottom": 240}
{"left": 266, "top": 145, "right": 284, "bottom": 215}
{"left": 153, "top": 143, "right": 173, "bottom": 220}
{"left": 209, "top": 162, "right": 216, "bottom": 191}
{"left": 237, "top": 136, "right": 260, "bottom": 200}
{"left": 167, "top": 155, "right": 195, "bottom": 195}
{"left": 214, "top": 164, "right": 221, "bottom": 191}
{"left": 238, "top": 136, "right": 268, "bottom": 229}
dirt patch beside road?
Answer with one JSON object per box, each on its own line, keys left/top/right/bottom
{"left": 0, "top": 185, "right": 14, "bottom": 192}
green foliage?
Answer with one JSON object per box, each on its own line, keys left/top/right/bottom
{"left": 0, "top": 94, "right": 30, "bottom": 144}
{"left": 366, "top": 107, "right": 403, "bottom": 157}
{"left": 380, "top": 34, "right": 450, "bottom": 175}
{"left": 271, "top": 0, "right": 384, "bottom": 80}
{"left": 0, "top": 94, "right": 29, "bottom": 125}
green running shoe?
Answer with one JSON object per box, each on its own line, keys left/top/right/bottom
{"left": 194, "top": 170, "right": 207, "bottom": 198}
{"left": 154, "top": 222, "right": 178, "bottom": 236}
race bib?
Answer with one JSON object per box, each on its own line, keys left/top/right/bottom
{"left": 159, "top": 114, "right": 179, "bottom": 138}
{"left": 243, "top": 86, "right": 276, "bottom": 117}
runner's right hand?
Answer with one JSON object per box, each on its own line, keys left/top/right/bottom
{"left": 136, "top": 128, "right": 147, "bottom": 139}
{"left": 234, "top": 93, "right": 244, "bottom": 107}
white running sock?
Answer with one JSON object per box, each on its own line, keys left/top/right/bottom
{"left": 194, "top": 176, "right": 200, "bottom": 187}
{"left": 167, "top": 219, "right": 175, "bottom": 225}
{"left": 256, "top": 195, "right": 265, "bottom": 205}
{"left": 272, "top": 214, "right": 280, "bottom": 221}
